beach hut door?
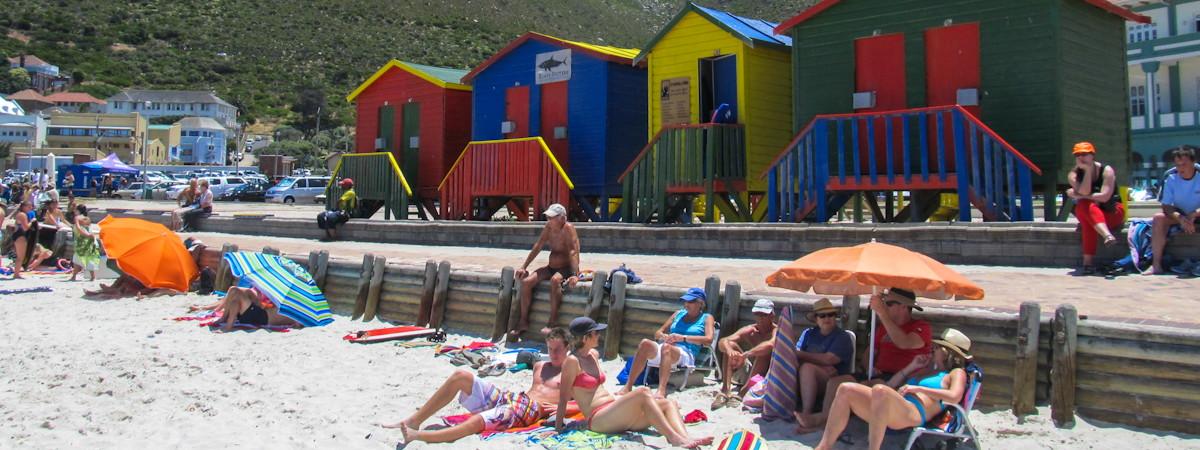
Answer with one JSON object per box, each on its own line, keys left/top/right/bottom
{"left": 854, "top": 33, "right": 906, "bottom": 174}
{"left": 505, "top": 86, "right": 531, "bottom": 138}
{"left": 377, "top": 105, "right": 395, "bottom": 152}
{"left": 699, "top": 55, "right": 738, "bottom": 123}
{"left": 401, "top": 102, "right": 421, "bottom": 189}
{"left": 925, "top": 23, "right": 980, "bottom": 115}
{"left": 539, "top": 81, "right": 569, "bottom": 164}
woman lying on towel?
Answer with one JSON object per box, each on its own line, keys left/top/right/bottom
{"left": 189, "top": 285, "right": 299, "bottom": 331}
{"left": 557, "top": 317, "right": 712, "bottom": 449}
{"left": 813, "top": 328, "right": 974, "bottom": 450}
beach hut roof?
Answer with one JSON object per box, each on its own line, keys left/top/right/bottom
{"left": 346, "top": 60, "right": 471, "bottom": 102}
{"left": 774, "top": 0, "right": 1150, "bottom": 34}
{"left": 634, "top": 2, "right": 791, "bottom": 64}
{"left": 461, "top": 32, "right": 640, "bottom": 84}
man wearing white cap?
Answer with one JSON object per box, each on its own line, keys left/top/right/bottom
{"left": 712, "top": 298, "right": 777, "bottom": 409}
{"left": 510, "top": 203, "right": 580, "bottom": 340}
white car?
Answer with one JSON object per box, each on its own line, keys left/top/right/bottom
{"left": 265, "top": 176, "right": 329, "bottom": 204}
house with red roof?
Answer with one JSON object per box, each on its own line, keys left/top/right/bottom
{"left": 44, "top": 92, "right": 106, "bottom": 113}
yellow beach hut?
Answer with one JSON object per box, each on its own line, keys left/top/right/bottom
{"left": 619, "top": 2, "right": 792, "bottom": 223}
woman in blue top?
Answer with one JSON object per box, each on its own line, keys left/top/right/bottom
{"left": 814, "top": 328, "right": 972, "bottom": 450}
{"left": 618, "top": 287, "right": 715, "bottom": 399}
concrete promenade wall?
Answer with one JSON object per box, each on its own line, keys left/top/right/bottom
{"left": 91, "top": 209, "right": 1200, "bottom": 267}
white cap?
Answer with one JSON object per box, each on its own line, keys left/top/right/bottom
{"left": 752, "top": 298, "right": 775, "bottom": 314}
{"left": 544, "top": 203, "right": 567, "bottom": 218}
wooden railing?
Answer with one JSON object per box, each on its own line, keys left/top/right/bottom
{"left": 325, "top": 152, "right": 412, "bottom": 220}
{"left": 763, "top": 105, "right": 1042, "bottom": 222}
{"left": 618, "top": 124, "right": 745, "bottom": 223}
{"left": 437, "top": 137, "right": 574, "bottom": 221}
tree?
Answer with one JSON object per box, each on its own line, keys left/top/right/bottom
{"left": 255, "top": 140, "right": 322, "bottom": 169}
{"left": 290, "top": 83, "right": 327, "bottom": 135}
{"left": 274, "top": 126, "right": 304, "bottom": 142}
{"left": 0, "top": 142, "right": 11, "bottom": 161}
{"left": 0, "top": 68, "right": 31, "bottom": 93}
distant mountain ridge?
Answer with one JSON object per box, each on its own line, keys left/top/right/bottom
{"left": 0, "top": 0, "right": 814, "bottom": 128}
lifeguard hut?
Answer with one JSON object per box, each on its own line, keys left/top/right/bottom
{"left": 439, "top": 32, "right": 646, "bottom": 221}
{"left": 763, "top": 0, "right": 1148, "bottom": 223}
{"left": 346, "top": 60, "right": 473, "bottom": 218}
{"left": 618, "top": 3, "right": 793, "bottom": 223}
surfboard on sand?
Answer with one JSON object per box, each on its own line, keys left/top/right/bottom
{"left": 343, "top": 326, "right": 436, "bottom": 343}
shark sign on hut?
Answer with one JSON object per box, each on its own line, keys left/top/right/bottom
{"left": 535, "top": 49, "right": 571, "bottom": 84}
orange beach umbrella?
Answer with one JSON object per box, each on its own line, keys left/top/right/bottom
{"left": 765, "top": 239, "right": 984, "bottom": 375}
{"left": 98, "top": 216, "right": 198, "bottom": 292}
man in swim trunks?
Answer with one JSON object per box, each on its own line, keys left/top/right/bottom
{"left": 383, "top": 328, "right": 575, "bottom": 444}
{"left": 509, "top": 203, "right": 580, "bottom": 340}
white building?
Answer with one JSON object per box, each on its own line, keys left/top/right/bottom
{"left": 105, "top": 90, "right": 238, "bottom": 133}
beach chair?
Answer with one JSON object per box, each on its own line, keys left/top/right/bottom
{"left": 648, "top": 322, "right": 721, "bottom": 390}
{"left": 902, "top": 363, "right": 984, "bottom": 450}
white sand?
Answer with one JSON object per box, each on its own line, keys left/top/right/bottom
{"left": 0, "top": 275, "right": 1196, "bottom": 449}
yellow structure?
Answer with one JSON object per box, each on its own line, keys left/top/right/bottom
{"left": 46, "top": 112, "right": 149, "bottom": 163}
{"left": 147, "top": 123, "right": 181, "bottom": 164}
{"left": 636, "top": 2, "right": 793, "bottom": 191}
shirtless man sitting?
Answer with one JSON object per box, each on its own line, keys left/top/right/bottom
{"left": 510, "top": 203, "right": 580, "bottom": 340}
{"left": 382, "top": 328, "right": 576, "bottom": 444}
{"left": 712, "top": 298, "right": 776, "bottom": 409}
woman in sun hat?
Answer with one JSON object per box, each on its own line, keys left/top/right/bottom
{"left": 793, "top": 298, "right": 856, "bottom": 432}
{"left": 618, "top": 287, "right": 716, "bottom": 399}
{"left": 814, "top": 328, "right": 973, "bottom": 450}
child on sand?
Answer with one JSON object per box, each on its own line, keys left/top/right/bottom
{"left": 69, "top": 205, "right": 100, "bottom": 282}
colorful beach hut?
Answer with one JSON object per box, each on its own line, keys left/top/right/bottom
{"left": 439, "top": 32, "right": 646, "bottom": 221}
{"left": 618, "top": 3, "right": 793, "bottom": 223}
{"left": 347, "top": 60, "right": 473, "bottom": 217}
{"left": 763, "top": 0, "right": 1149, "bottom": 223}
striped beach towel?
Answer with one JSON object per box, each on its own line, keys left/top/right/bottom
{"left": 762, "top": 305, "right": 798, "bottom": 420}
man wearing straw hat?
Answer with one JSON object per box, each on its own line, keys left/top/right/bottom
{"left": 712, "top": 298, "right": 777, "bottom": 409}
{"left": 792, "top": 298, "right": 854, "bottom": 432}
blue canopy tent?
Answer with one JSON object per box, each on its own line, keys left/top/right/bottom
{"left": 58, "top": 154, "right": 139, "bottom": 197}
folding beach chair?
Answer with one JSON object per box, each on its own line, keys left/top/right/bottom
{"left": 903, "top": 363, "right": 984, "bottom": 450}
{"left": 648, "top": 322, "right": 721, "bottom": 390}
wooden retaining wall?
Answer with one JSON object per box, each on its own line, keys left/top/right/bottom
{"left": 224, "top": 248, "right": 1198, "bottom": 435}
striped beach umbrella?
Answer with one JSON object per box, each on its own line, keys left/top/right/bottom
{"left": 223, "top": 252, "right": 333, "bottom": 327}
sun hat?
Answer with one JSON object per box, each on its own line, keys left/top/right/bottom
{"left": 886, "top": 288, "right": 923, "bottom": 311}
{"left": 1072, "top": 142, "right": 1095, "bottom": 155}
{"left": 543, "top": 203, "right": 567, "bottom": 218}
{"left": 932, "top": 328, "right": 972, "bottom": 360}
{"left": 805, "top": 297, "right": 839, "bottom": 322}
{"left": 569, "top": 316, "right": 607, "bottom": 336}
{"left": 751, "top": 298, "right": 775, "bottom": 315}
{"left": 338, "top": 178, "right": 354, "bottom": 188}
{"left": 680, "top": 287, "right": 706, "bottom": 302}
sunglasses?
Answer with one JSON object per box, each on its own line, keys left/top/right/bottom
{"left": 885, "top": 301, "right": 904, "bottom": 307}
{"left": 814, "top": 312, "right": 837, "bottom": 319}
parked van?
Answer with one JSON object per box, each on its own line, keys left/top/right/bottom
{"left": 265, "top": 176, "right": 329, "bottom": 204}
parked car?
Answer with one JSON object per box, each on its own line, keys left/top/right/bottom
{"left": 112, "top": 182, "right": 149, "bottom": 200}
{"left": 217, "top": 182, "right": 267, "bottom": 202}
{"left": 265, "top": 176, "right": 329, "bottom": 204}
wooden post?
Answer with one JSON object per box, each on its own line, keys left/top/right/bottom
{"left": 363, "top": 255, "right": 386, "bottom": 321}
{"left": 603, "top": 272, "right": 628, "bottom": 360}
{"left": 492, "top": 267, "right": 515, "bottom": 341}
{"left": 1051, "top": 304, "right": 1078, "bottom": 427}
{"left": 417, "top": 260, "right": 437, "bottom": 327}
{"left": 585, "top": 270, "right": 608, "bottom": 320}
{"left": 721, "top": 281, "right": 742, "bottom": 337}
{"left": 262, "top": 246, "right": 280, "bottom": 256}
{"left": 841, "top": 295, "right": 861, "bottom": 336}
{"left": 351, "top": 254, "right": 374, "bottom": 321}
{"left": 429, "top": 260, "right": 451, "bottom": 329}
{"left": 307, "top": 250, "right": 320, "bottom": 277}
{"left": 1013, "top": 302, "right": 1041, "bottom": 418}
{"left": 314, "top": 250, "right": 329, "bottom": 291}
{"left": 704, "top": 275, "right": 721, "bottom": 317}
{"left": 216, "top": 243, "right": 238, "bottom": 291}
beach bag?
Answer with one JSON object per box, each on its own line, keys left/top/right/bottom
{"left": 742, "top": 373, "right": 767, "bottom": 408}
{"left": 615, "top": 356, "right": 658, "bottom": 386}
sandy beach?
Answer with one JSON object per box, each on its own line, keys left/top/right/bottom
{"left": 1, "top": 275, "right": 1197, "bottom": 449}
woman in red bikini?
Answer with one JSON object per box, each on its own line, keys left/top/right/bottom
{"left": 556, "top": 316, "right": 712, "bottom": 449}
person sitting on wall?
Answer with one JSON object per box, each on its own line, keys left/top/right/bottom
{"left": 380, "top": 328, "right": 575, "bottom": 444}
{"left": 712, "top": 298, "right": 776, "bottom": 410}
{"left": 180, "top": 179, "right": 213, "bottom": 232}
{"left": 618, "top": 287, "right": 715, "bottom": 399}
{"left": 509, "top": 203, "right": 580, "bottom": 340}
{"left": 317, "top": 178, "right": 357, "bottom": 241}
{"left": 1066, "top": 142, "right": 1123, "bottom": 275}
{"left": 1150, "top": 146, "right": 1200, "bottom": 274}
{"left": 800, "top": 288, "right": 932, "bottom": 430}
{"left": 792, "top": 298, "right": 856, "bottom": 433}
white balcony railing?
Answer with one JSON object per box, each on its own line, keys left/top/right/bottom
{"left": 1132, "top": 111, "right": 1200, "bottom": 130}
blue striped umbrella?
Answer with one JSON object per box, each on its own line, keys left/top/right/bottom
{"left": 223, "top": 252, "right": 333, "bottom": 327}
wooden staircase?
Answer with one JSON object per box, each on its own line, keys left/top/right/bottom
{"left": 618, "top": 124, "right": 748, "bottom": 223}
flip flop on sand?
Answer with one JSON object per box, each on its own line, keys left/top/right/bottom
{"left": 710, "top": 393, "right": 728, "bottom": 410}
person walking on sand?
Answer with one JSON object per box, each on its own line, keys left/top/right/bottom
{"left": 558, "top": 317, "right": 713, "bottom": 449}
{"left": 510, "top": 203, "right": 580, "bottom": 340}
{"left": 68, "top": 205, "right": 100, "bottom": 282}
{"left": 382, "top": 328, "right": 575, "bottom": 444}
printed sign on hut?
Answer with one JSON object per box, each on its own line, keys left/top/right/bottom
{"left": 535, "top": 49, "right": 571, "bottom": 84}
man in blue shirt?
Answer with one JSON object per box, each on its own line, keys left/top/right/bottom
{"left": 1151, "top": 147, "right": 1200, "bottom": 274}
{"left": 793, "top": 298, "right": 854, "bottom": 433}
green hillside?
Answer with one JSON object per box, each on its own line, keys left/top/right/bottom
{"left": 0, "top": 0, "right": 813, "bottom": 131}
